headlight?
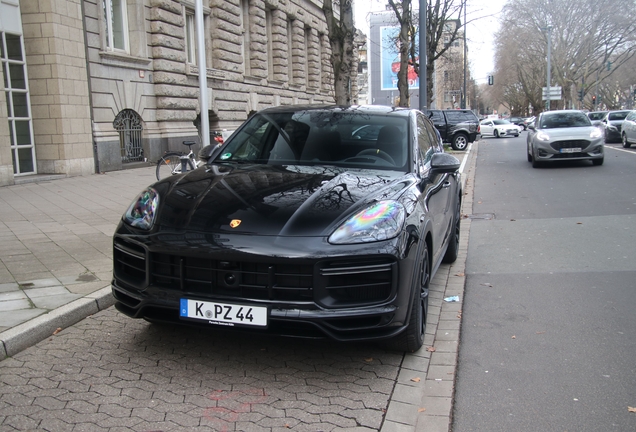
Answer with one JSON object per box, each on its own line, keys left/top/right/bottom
{"left": 590, "top": 128, "right": 603, "bottom": 139}
{"left": 329, "top": 200, "right": 405, "bottom": 244}
{"left": 123, "top": 187, "right": 159, "bottom": 230}
{"left": 536, "top": 131, "right": 550, "bottom": 141}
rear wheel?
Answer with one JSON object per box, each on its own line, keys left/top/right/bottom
{"left": 382, "top": 246, "right": 430, "bottom": 352}
{"left": 156, "top": 152, "right": 195, "bottom": 181}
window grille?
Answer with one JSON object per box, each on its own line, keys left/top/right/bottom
{"left": 113, "top": 109, "right": 143, "bottom": 163}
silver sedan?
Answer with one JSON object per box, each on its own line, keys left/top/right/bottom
{"left": 526, "top": 110, "right": 604, "bottom": 167}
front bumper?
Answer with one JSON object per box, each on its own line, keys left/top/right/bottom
{"left": 112, "top": 230, "right": 421, "bottom": 342}
{"left": 533, "top": 138, "right": 604, "bottom": 162}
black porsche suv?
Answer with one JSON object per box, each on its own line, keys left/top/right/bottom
{"left": 425, "top": 109, "right": 481, "bottom": 150}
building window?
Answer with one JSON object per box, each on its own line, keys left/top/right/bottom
{"left": 287, "top": 19, "right": 294, "bottom": 83}
{"left": 113, "top": 109, "right": 143, "bottom": 163}
{"left": 265, "top": 9, "right": 273, "bottom": 80}
{"left": 103, "top": 0, "right": 129, "bottom": 51}
{"left": 185, "top": 11, "right": 196, "bottom": 65}
{"left": 1, "top": 32, "right": 36, "bottom": 175}
{"left": 241, "top": 0, "right": 251, "bottom": 76}
{"left": 304, "top": 27, "right": 311, "bottom": 87}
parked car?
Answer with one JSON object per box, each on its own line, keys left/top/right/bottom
{"left": 587, "top": 111, "right": 607, "bottom": 127}
{"left": 620, "top": 110, "right": 636, "bottom": 148}
{"left": 508, "top": 116, "right": 529, "bottom": 130}
{"left": 526, "top": 110, "right": 604, "bottom": 167}
{"left": 112, "top": 104, "right": 463, "bottom": 352}
{"left": 479, "top": 119, "right": 521, "bottom": 138}
{"left": 424, "top": 109, "right": 481, "bottom": 151}
{"left": 600, "top": 110, "right": 631, "bottom": 143}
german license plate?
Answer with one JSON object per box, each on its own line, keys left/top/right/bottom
{"left": 180, "top": 299, "right": 267, "bottom": 327}
{"left": 560, "top": 148, "right": 581, "bottom": 153}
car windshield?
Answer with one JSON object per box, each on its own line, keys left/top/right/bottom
{"left": 493, "top": 119, "right": 512, "bottom": 125}
{"left": 214, "top": 110, "right": 409, "bottom": 171}
{"left": 608, "top": 111, "right": 629, "bottom": 121}
{"left": 539, "top": 112, "right": 591, "bottom": 129}
{"left": 588, "top": 112, "right": 606, "bottom": 121}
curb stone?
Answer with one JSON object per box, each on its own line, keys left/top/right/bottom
{"left": 0, "top": 286, "right": 115, "bottom": 359}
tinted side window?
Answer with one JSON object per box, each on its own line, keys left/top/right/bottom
{"left": 427, "top": 111, "right": 445, "bottom": 123}
{"left": 445, "top": 111, "right": 476, "bottom": 123}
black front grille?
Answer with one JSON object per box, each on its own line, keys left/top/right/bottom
{"left": 114, "top": 242, "right": 396, "bottom": 307}
{"left": 150, "top": 253, "right": 314, "bottom": 301}
{"left": 550, "top": 139, "right": 590, "bottom": 151}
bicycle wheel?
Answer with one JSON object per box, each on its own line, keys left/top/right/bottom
{"left": 156, "top": 152, "right": 195, "bottom": 180}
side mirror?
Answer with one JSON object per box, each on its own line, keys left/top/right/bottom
{"left": 528, "top": 124, "right": 536, "bottom": 131}
{"left": 430, "top": 152, "right": 460, "bottom": 175}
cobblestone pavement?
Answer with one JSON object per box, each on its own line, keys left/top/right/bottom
{"left": 0, "top": 147, "right": 476, "bottom": 432}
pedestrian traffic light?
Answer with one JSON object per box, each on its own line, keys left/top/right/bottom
{"left": 488, "top": 75, "right": 494, "bottom": 85}
{"left": 592, "top": 95, "right": 597, "bottom": 104}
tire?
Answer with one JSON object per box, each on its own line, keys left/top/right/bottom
{"left": 442, "top": 195, "right": 461, "bottom": 264}
{"left": 623, "top": 134, "right": 632, "bottom": 148}
{"left": 592, "top": 157, "right": 604, "bottom": 166}
{"left": 527, "top": 144, "right": 533, "bottom": 162}
{"left": 494, "top": 129, "right": 500, "bottom": 138}
{"left": 382, "top": 245, "right": 430, "bottom": 352}
{"left": 451, "top": 133, "right": 468, "bottom": 151}
{"left": 156, "top": 152, "right": 195, "bottom": 181}
{"left": 530, "top": 148, "right": 542, "bottom": 168}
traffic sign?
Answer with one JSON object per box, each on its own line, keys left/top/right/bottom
{"left": 542, "top": 86, "right": 562, "bottom": 101}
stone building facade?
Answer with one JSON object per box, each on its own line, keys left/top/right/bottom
{"left": 0, "top": 0, "right": 334, "bottom": 186}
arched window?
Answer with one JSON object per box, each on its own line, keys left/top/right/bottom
{"left": 113, "top": 109, "right": 143, "bottom": 163}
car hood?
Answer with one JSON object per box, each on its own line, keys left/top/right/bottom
{"left": 154, "top": 164, "right": 412, "bottom": 237}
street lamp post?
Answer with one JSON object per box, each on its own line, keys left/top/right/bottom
{"left": 545, "top": 25, "right": 552, "bottom": 111}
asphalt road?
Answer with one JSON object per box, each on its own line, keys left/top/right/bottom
{"left": 452, "top": 135, "right": 636, "bottom": 431}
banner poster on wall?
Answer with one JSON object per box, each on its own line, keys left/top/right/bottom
{"left": 380, "top": 26, "right": 420, "bottom": 91}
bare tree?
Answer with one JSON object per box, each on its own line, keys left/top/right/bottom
{"left": 494, "top": 0, "right": 636, "bottom": 113}
{"left": 387, "top": 0, "right": 413, "bottom": 107}
{"left": 323, "top": 0, "right": 357, "bottom": 105}
{"left": 385, "top": 0, "right": 468, "bottom": 108}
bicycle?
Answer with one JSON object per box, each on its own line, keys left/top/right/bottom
{"left": 156, "top": 141, "right": 200, "bottom": 181}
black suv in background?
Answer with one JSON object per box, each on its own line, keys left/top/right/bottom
{"left": 425, "top": 109, "right": 481, "bottom": 150}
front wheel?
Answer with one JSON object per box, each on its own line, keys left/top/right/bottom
{"left": 623, "top": 134, "right": 632, "bottom": 148}
{"left": 494, "top": 129, "right": 500, "bottom": 138}
{"left": 592, "top": 157, "right": 604, "bottom": 166}
{"left": 451, "top": 133, "right": 468, "bottom": 151}
{"left": 382, "top": 246, "right": 430, "bottom": 352}
{"left": 156, "top": 152, "right": 195, "bottom": 181}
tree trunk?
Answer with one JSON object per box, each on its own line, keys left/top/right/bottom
{"left": 323, "top": 0, "right": 356, "bottom": 105}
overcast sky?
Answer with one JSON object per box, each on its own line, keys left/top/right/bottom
{"left": 353, "top": 0, "right": 508, "bottom": 84}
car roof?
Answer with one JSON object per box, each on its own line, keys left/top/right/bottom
{"left": 258, "top": 104, "right": 415, "bottom": 118}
